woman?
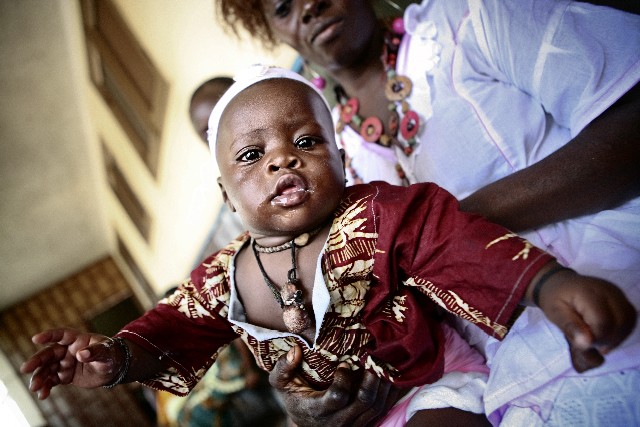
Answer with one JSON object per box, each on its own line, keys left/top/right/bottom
{"left": 216, "top": 0, "right": 640, "bottom": 425}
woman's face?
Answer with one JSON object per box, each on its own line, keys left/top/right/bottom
{"left": 261, "top": 0, "right": 378, "bottom": 70}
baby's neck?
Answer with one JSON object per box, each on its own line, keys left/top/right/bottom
{"left": 252, "top": 226, "right": 325, "bottom": 253}
{"left": 251, "top": 218, "right": 332, "bottom": 250}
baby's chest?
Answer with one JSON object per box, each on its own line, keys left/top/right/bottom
{"left": 234, "top": 247, "right": 319, "bottom": 337}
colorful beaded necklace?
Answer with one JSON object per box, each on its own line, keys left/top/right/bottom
{"left": 334, "top": 18, "right": 418, "bottom": 185}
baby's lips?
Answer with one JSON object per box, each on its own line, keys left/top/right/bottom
{"left": 271, "top": 188, "right": 308, "bottom": 206}
{"left": 273, "top": 173, "right": 307, "bottom": 194}
{"left": 271, "top": 174, "right": 309, "bottom": 206}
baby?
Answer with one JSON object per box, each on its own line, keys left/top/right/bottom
{"left": 22, "top": 66, "right": 636, "bottom": 426}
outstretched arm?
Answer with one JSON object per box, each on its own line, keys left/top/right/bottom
{"left": 269, "top": 345, "right": 401, "bottom": 427}
{"left": 20, "top": 328, "right": 165, "bottom": 399}
{"left": 460, "top": 82, "right": 640, "bottom": 233}
{"left": 523, "top": 262, "right": 637, "bottom": 372}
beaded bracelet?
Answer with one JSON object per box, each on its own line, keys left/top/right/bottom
{"left": 532, "top": 265, "right": 573, "bottom": 307}
{"left": 102, "top": 337, "right": 131, "bottom": 389}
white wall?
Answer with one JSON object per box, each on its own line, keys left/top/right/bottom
{"left": 95, "top": 0, "right": 298, "bottom": 296}
{"left": 0, "top": 0, "right": 112, "bottom": 309}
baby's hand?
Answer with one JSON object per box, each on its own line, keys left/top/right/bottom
{"left": 20, "top": 328, "right": 125, "bottom": 399}
{"left": 532, "top": 265, "right": 637, "bottom": 372}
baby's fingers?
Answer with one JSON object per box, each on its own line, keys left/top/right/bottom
{"left": 35, "top": 375, "right": 61, "bottom": 400}
{"left": 28, "top": 363, "right": 61, "bottom": 394}
{"left": 569, "top": 282, "right": 636, "bottom": 355}
{"left": 561, "top": 313, "right": 595, "bottom": 351}
{"left": 549, "top": 277, "right": 637, "bottom": 372}
{"left": 592, "top": 290, "right": 636, "bottom": 352}
{"left": 31, "top": 328, "right": 80, "bottom": 346}
{"left": 569, "top": 346, "right": 604, "bottom": 373}
{"left": 556, "top": 316, "right": 606, "bottom": 372}
{"left": 20, "top": 344, "right": 68, "bottom": 374}
{"left": 545, "top": 304, "right": 603, "bottom": 373}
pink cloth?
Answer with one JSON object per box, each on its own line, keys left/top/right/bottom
{"left": 377, "top": 323, "right": 488, "bottom": 426}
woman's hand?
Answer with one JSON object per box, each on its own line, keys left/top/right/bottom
{"left": 269, "top": 345, "right": 401, "bottom": 427}
{"left": 20, "top": 328, "right": 124, "bottom": 399}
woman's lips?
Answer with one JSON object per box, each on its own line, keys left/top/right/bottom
{"left": 311, "top": 18, "right": 342, "bottom": 45}
{"left": 271, "top": 174, "right": 310, "bottom": 207}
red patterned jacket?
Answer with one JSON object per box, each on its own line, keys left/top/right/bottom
{"left": 118, "top": 182, "right": 552, "bottom": 394}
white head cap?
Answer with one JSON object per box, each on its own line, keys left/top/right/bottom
{"left": 207, "top": 64, "right": 332, "bottom": 164}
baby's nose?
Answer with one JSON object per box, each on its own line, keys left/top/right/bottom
{"left": 268, "top": 153, "right": 300, "bottom": 172}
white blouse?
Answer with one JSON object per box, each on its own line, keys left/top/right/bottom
{"left": 335, "top": 0, "right": 640, "bottom": 420}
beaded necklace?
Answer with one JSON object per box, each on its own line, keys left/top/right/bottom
{"left": 334, "top": 19, "right": 418, "bottom": 185}
{"left": 251, "top": 234, "right": 317, "bottom": 335}
{"left": 253, "top": 227, "right": 322, "bottom": 254}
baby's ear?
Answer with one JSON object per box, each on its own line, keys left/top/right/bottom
{"left": 217, "top": 177, "right": 236, "bottom": 212}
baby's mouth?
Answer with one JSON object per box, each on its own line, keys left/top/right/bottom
{"left": 271, "top": 174, "right": 310, "bottom": 207}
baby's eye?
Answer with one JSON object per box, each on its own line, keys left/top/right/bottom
{"left": 273, "top": 0, "right": 292, "bottom": 18}
{"left": 237, "top": 149, "right": 262, "bottom": 163}
{"left": 295, "top": 136, "right": 318, "bottom": 149}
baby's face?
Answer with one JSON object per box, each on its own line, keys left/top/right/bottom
{"left": 216, "top": 79, "right": 345, "bottom": 238}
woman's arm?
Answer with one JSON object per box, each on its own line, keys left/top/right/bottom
{"left": 460, "top": 82, "right": 640, "bottom": 232}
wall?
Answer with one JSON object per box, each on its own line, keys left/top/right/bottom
{"left": 95, "top": 0, "right": 297, "bottom": 297}
{"left": 0, "top": 0, "right": 112, "bottom": 310}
